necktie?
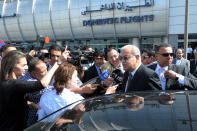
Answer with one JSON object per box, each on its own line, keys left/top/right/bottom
{"left": 99, "top": 67, "right": 102, "bottom": 74}
{"left": 158, "top": 68, "right": 166, "bottom": 90}
{"left": 125, "top": 73, "right": 133, "bottom": 92}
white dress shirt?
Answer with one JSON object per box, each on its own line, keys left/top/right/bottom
{"left": 38, "top": 88, "right": 84, "bottom": 120}
{"left": 155, "top": 64, "right": 185, "bottom": 90}
{"left": 187, "top": 48, "right": 193, "bottom": 53}
{"left": 155, "top": 65, "right": 168, "bottom": 90}
{"left": 176, "top": 59, "right": 181, "bottom": 65}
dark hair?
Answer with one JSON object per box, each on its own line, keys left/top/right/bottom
{"left": 106, "top": 47, "right": 119, "bottom": 60}
{"left": 0, "top": 50, "right": 26, "bottom": 81}
{"left": 143, "top": 49, "right": 155, "bottom": 57}
{"left": 106, "top": 47, "right": 118, "bottom": 54}
{"left": 155, "top": 43, "right": 172, "bottom": 53}
{"left": 28, "top": 57, "right": 44, "bottom": 73}
{"left": 50, "top": 44, "right": 62, "bottom": 53}
{"left": 93, "top": 50, "right": 104, "bottom": 58}
{"left": 54, "top": 62, "right": 76, "bottom": 95}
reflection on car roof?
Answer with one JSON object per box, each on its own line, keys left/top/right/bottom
{"left": 25, "top": 91, "right": 197, "bottom": 131}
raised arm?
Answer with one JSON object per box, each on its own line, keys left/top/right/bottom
{"left": 40, "top": 62, "right": 59, "bottom": 88}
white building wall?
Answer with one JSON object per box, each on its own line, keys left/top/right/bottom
{"left": 169, "top": 0, "right": 197, "bottom": 34}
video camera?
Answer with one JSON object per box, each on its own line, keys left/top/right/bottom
{"left": 35, "top": 52, "right": 50, "bottom": 63}
{"left": 68, "top": 50, "right": 94, "bottom": 67}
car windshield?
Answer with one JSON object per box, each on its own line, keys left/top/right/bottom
{"left": 24, "top": 91, "right": 197, "bottom": 131}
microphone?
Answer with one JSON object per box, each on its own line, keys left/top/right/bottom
{"left": 111, "top": 69, "right": 124, "bottom": 85}
{"left": 99, "top": 70, "right": 110, "bottom": 81}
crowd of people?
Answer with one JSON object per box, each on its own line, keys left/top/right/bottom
{"left": 0, "top": 43, "right": 197, "bottom": 130}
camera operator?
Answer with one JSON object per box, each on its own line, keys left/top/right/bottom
{"left": 33, "top": 47, "right": 50, "bottom": 64}
{"left": 69, "top": 48, "right": 95, "bottom": 80}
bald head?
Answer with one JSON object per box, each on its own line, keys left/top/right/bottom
{"left": 176, "top": 48, "right": 184, "bottom": 60}
{"left": 121, "top": 45, "right": 141, "bottom": 56}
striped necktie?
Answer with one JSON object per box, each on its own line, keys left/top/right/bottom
{"left": 125, "top": 73, "right": 133, "bottom": 93}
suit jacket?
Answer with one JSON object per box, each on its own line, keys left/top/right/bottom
{"left": 148, "top": 63, "right": 197, "bottom": 90}
{"left": 172, "top": 58, "right": 190, "bottom": 70}
{"left": 119, "top": 64, "right": 161, "bottom": 92}
{"left": 190, "top": 59, "right": 197, "bottom": 77}
{"left": 82, "top": 64, "right": 99, "bottom": 83}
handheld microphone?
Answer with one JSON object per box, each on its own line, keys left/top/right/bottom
{"left": 111, "top": 69, "right": 124, "bottom": 84}
{"left": 99, "top": 70, "right": 110, "bottom": 81}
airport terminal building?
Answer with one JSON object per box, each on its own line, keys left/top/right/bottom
{"left": 0, "top": 0, "right": 197, "bottom": 49}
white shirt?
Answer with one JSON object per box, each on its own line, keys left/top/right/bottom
{"left": 193, "top": 49, "right": 197, "bottom": 54}
{"left": 176, "top": 59, "right": 181, "bottom": 65}
{"left": 155, "top": 64, "right": 185, "bottom": 90}
{"left": 155, "top": 65, "right": 168, "bottom": 90}
{"left": 187, "top": 48, "right": 193, "bottom": 53}
{"left": 38, "top": 88, "right": 84, "bottom": 120}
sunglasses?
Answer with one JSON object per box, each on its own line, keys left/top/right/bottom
{"left": 120, "top": 56, "right": 132, "bottom": 61}
{"left": 160, "top": 53, "right": 174, "bottom": 57}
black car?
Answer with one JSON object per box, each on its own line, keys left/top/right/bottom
{"left": 24, "top": 91, "right": 197, "bottom": 131}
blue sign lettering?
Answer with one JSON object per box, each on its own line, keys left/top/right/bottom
{"left": 83, "top": 14, "right": 154, "bottom": 26}
{"left": 0, "top": 13, "right": 17, "bottom": 18}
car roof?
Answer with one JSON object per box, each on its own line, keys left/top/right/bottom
{"left": 24, "top": 91, "right": 197, "bottom": 131}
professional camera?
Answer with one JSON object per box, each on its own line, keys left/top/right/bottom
{"left": 82, "top": 51, "right": 94, "bottom": 64}
{"left": 68, "top": 51, "right": 82, "bottom": 67}
{"left": 35, "top": 52, "right": 50, "bottom": 63}
{"left": 68, "top": 50, "right": 94, "bottom": 68}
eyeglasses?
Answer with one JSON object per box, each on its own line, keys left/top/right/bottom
{"left": 159, "top": 53, "right": 174, "bottom": 57}
{"left": 142, "top": 56, "right": 149, "bottom": 59}
{"left": 120, "top": 56, "right": 133, "bottom": 61}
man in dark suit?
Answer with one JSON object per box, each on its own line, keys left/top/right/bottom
{"left": 190, "top": 52, "right": 197, "bottom": 77}
{"left": 119, "top": 45, "right": 161, "bottom": 92}
{"left": 172, "top": 48, "right": 190, "bottom": 70}
{"left": 82, "top": 50, "right": 105, "bottom": 83}
{"left": 141, "top": 49, "right": 156, "bottom": 66}
{"left": 148, "top": 44, "right": 197, "bottom": 90}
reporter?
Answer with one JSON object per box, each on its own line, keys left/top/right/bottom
{"left": 38, "top": 62, "right": 84, "bottom": 120}
{"left": 38, "top": 62, "right": 116, "bottom": 120}
{"left": 0, "top": 51, "right": 59, "bottom": 131}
